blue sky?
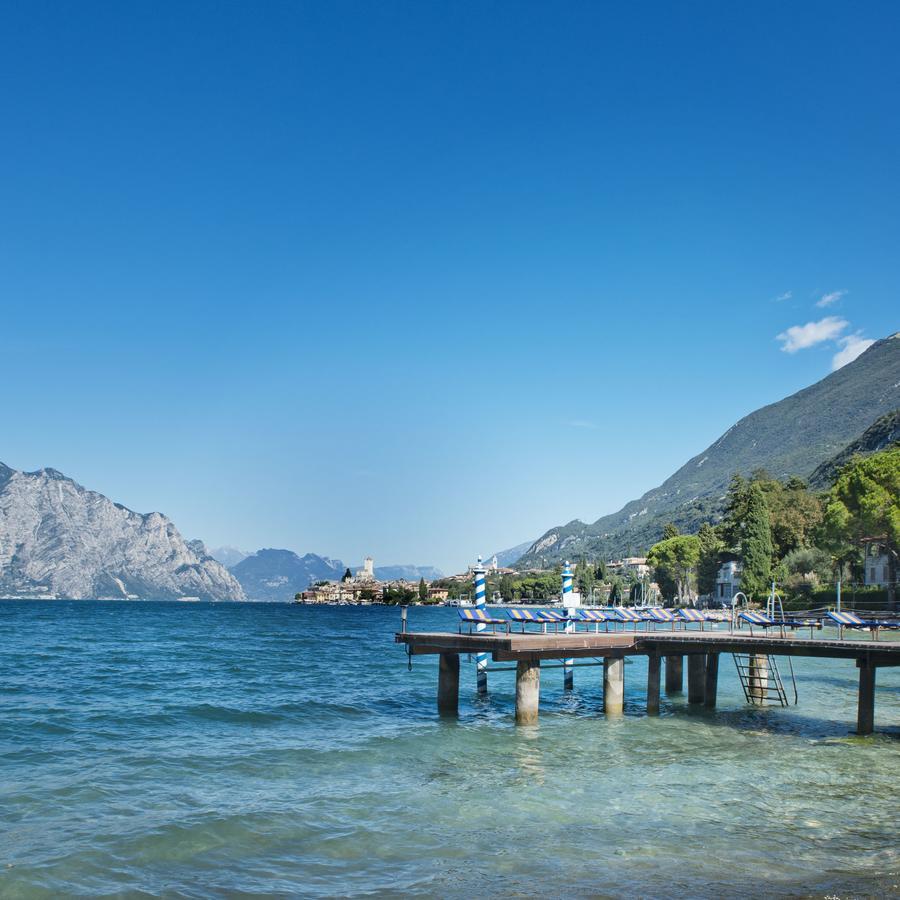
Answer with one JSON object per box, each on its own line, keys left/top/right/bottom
{"left": 1, "top": 1, "right": 897, "bottom": 573}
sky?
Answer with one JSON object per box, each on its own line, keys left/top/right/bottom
{"left": 1, "top": 1, "right": 897, "bottom": 574}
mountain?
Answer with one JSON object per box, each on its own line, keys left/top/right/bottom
{"left": 808, "top": 408, "right": 900, "bottom": 490}
{"left": 372, "top": 565, "right": 443, "bottom": 581}
{"left": 517, "top": 333, "right": 900, "bottom": 567}
{"left": 230, "top": 549, "right": 344, "bottom": 601}
{"left": 209, "top": 546, "right": 249, "bottom": 568}
{"left": 0, "top": 463, "right": 244, "bottom": 600}
{"left": 484, "top": 541, "right": 534, "bottom": 569}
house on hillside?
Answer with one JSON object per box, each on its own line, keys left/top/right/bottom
{"left": 715, "top": 560, "right": 742, "bottom": 604}
{"left": 863, "top": 540, "right": 891, "bottom": 587}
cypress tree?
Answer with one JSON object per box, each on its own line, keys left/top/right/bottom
{"left": 740, "top": 483, "right": 773, "bottom": 599}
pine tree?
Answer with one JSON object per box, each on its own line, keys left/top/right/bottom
{"left": 697, "top": 523, "right": 724, "bottom": 596}
{"left": 740, "top": 483, "right": 773, "bottom": 599}
{"left": 663, "top": 523, "right": 680, "bottom": 540}
{"left": 418, "top": 577, "right": 427, "bottom": 601}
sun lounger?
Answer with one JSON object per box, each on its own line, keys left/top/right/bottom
{"left": 614, "top": 607, "right": 647, "bottom": 630}
{"left": 738, "top": 610, "right": 818, "bottom": 637}
{"left": 678, "top": 608, "right": 713, "bottom": 630}
{"left": 826, "top": 610, "right": 900, "bottom": 641}
{"left": 458, "top": 607, "right": 509, "bottom": 633}
{"left": 505, "top": 608, "right": 567, "bottom": 632}
{"left": 644, "top": 607, "right": 680, "bottom": 630}
{"left": 572, "top": 608, "right": 615, "bottom": 631}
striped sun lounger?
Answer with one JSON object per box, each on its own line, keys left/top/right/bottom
{"left": 572, "top": 608, "right": 615, "bottom": 631}
{"left": 505, "top": 608, "right": 568, "bottom": 632}
{"left": 827, "top": 610, "right": 899, "bottom": 641}
{"left": 614, "top": 607, "right": 647, "bottom": 629}
{"left": 678, "top": 608, "right": 712, "bottom": 630}
{"left": 644, "top": 607, "right": 680, "bottom": 629}
{"left": 457, "top": 607, "right": 509, "bottom": 633}
{"left": 739, "top": 610, "right": 783, "bottom": 635}
{"left": 739, "top": 611, "right": 818, "bottom": 637}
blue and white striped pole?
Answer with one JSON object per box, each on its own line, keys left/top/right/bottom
{"left": 562, "top": 561, "right": 574, "bottom": 689}
{"left": 473, "top": 557, "right": 488, "bottom": 695}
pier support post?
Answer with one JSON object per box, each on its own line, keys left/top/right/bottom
{"left": 437, "top": 653, "right": 460, "bottom": 716}
{"left": 515, "top": 659, "right": 541, "bottom": 725}
{"left": 704, "top": 653, "right": 719, "bottom": 709}
{"left": 748, "top": 654, "right": 768, "bottom": 705}
{"left": 604, "top": 656, "right": 624, "bottom": 717}
{"left": 688, "top": 654, "right": 706, "bottom": 704}
{"left": 647, "top": 655, "right": 661, "bottom": 715}
{"left": 665, "top": 655, "right": 683, "bottom": 693}
{"left": 856, "top": 661, "right": 876, "bottom": 735}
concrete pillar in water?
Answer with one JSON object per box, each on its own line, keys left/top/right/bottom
{"left": 704, "top": 653, "right": 720, "bottom": 709}
{"left": 665, "top": 655, "right": 683, "bottom": 693}
{"left": 515, "top": 659, "right": 540, "bottom": 725}
{"left": 748, "top": 653, "right": 769, "bottom": 705}
{"left": 437, "top": 653, "right": 460, "bottom": 716}
{"left": 472, "top": 557, "right": 488, "bottom": 695}
{"left": 604, "top": 656, "right": 624, "bottom": 716}
{"left": 647, "top": 654, "right": 661, "bottom": 715}
{"left": 562, "top": 561, "right": 574, "bottom": 690}
{"left": 688, "top": 654, "right": 707, "bottom": 704}
{"left": 856, "top": 661, "right": 876, "bottom": 735}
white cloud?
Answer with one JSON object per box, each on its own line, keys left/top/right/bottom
{"left": 831, "top": 334, "right": 875, "bottom": 370}
{"left": 566, "top": 419, "right": 598, "bottom": 429}
{"left": 816, "top": 290, "right": 846, "bottom": 308}
{"left": 776, "top": 316, "right": 848, "bottom": 353}
{"left": 773, "top": 290, "right": 793, "bottom": 302}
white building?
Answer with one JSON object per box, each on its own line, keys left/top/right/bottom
{"left": 864, "top": 543, "right": 891, "bottom": 587}
{"left": 355, "top": 556, "right": 375, "bottom": 582}
{"left": 715, "top": 560, "right": 741, "bottom": 603}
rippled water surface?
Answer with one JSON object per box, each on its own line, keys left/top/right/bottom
{"left": 1, "top": 601, "right": 899, "bottom": 897}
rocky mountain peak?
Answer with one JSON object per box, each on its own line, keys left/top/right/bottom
{"left": 0, "top": 462, "right": 244, "bottom": 601}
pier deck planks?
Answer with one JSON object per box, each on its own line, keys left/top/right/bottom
{"left": 397, "top": 629, "right": 900, "bottom": 665}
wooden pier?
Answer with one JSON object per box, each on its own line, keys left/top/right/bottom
{"left": 396, "top": 628, "right": 900, "bottom": 734}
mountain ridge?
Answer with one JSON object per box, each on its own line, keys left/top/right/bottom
{"left": 0, "top": 463, "right": 244, "bottom": 600}
{"left": 516, "top": 333, "right": 900, "bottom": 567}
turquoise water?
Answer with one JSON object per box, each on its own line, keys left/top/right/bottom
{"left": 1, "top": 601, "right": 898, "bottom": 898}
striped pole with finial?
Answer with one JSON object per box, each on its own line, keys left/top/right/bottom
{"left": 473, "top": 556, "right": 488, "bottom": 694}
{"left": 562, "top": 561, "right": 574, "bottom": 689}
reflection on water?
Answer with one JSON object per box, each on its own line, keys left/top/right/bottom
{"left": 0, "top": 601, "right": 898, "bottom": 897}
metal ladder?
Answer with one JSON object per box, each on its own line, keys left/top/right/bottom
{"left": 730, "top": 587, "right": 798, "bottom": 707}
{"left": 732, "top": 653, "right": 794, "bottom": 706}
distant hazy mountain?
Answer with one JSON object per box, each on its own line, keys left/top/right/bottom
{"left": 484, "top": 541, "right": 534, "bottom": 569}
{"left": 517, "top": 333, "right": 900, "bottom": 567}
{"left": 230, "top": 549, "right": 345, "bottom": 601}
{"left": 808, "top": 408, "right": 900, "bottom": 490}
{"left": 209, "top": 546, "right": 249, "bottom": 569}
{"left": 372, "top": 565, "right": 443, "bottom": 581}
{"left": 0, "top": 463, "right": 244, "bottom": 600}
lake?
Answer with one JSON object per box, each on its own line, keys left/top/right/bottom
{"left": 1, "top": 601, "right": 898, "bottom": 897}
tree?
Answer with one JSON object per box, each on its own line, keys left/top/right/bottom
{"left": 822, "top": 447, "right": 900, "bottom": 607}
{"left": 418, "top": 577, "right": 427, "bottom": 601}
{"left": 608, "top": 576, "right": 624, "bottom": 604}
{"left": 663, "top": 523, "right": 680, "bottom": 540}
{"left": 647, "top": 535, "right": 701, "bottom": 604}
{"left": 594, "top": 561, "right": 607, "bottom": 581}
{"left": 761, "top": 477, "right": 822, "bottom": 561}
{"left": 697, "top": 523, "right": 724, "bottom": 596}
{"left": 739, "top": 483, "right": 773, "bottom": 599}
{"left": 342, "top": 567, "right": 353, "bottom": 583}
{"left": 575, "top": 558, "right": 595, "bottom": 598}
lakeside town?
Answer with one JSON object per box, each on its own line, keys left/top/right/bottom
{"left": 297, "top": 455, "right": 898, "bottom": 612}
